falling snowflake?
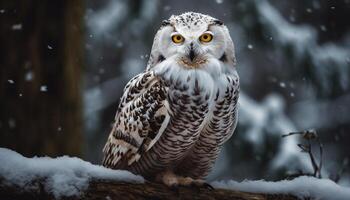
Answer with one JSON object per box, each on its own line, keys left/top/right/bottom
{"left": 247, "top": 44, "right": 253, "bottom": 50}
{"left": 279, "top": 82, "right": 286, "bottom": 88}
{"left": 320, "top": 25, "right": 327, "bottom": 32}
{"left": 85, "top": 43, "right": 92, "bottom": 50}
{"left": 8, "top": 80, "right": 14, "bottom": 84}
{"left": 25, "top": 71, "right": 34, "bottom": 82}
{"left": 116, "top": 41, "right": 123, "bottom": 48}
{"left": 216, "top": 0, "right": 224, "bottom": 4}
{"left": 47, "top": 45, "right": 53, "bottom": 50}
{"left": 40, "top": 85, "right": 48, "bottom": 92}
{"left": 8, "top": 118, "right": 16, "bottom": 129}
{"left": 11, "top": 24, "right": 22, "bottom": 30}
{"left": 163, "top": 5, "right": 171, "bottom": 11}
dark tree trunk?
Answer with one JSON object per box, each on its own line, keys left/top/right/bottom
{"left": 0, "top": 0, "right": 84, "bottom": 157}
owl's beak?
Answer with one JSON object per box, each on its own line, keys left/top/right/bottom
{"left": 179, "top": 42, "right": 207, "bottom": 68}
{"left": 188, "top": 43, "right": 196, "bottom": 62}
{"left": 189, "top": 49, "right": 196, "bottom": 62}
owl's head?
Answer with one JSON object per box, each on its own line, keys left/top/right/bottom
{"left": 147, "top": 12, "right": 236, "bottom": 74}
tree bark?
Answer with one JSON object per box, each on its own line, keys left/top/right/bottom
{"left": 0, "top": 180, "right": 300, "bottom": 200}
{"left": 0, "top": 0, "right": 84, "bottom": 157}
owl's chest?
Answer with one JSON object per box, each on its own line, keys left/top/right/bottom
{"left": 164, "top": 75, "right": 231, "bottom": 140}
{"left": 167, "top": 86, "right": 210, "bottom": 125}
{"left": 145, "top": 71, "right": 238, "bottom": 167}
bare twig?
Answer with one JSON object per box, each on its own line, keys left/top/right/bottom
{"left": 316, "top": 137, "right": 323, "bottom": 178}
{"left": 282, "top": 129, "right": 323, "bottom": 179}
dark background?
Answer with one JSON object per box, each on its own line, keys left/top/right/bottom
{"left": 1, "top": 0, "right": 349, "bottom": 186}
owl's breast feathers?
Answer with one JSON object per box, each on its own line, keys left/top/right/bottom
{"left": 159, "top": 72, "right": 239, "bottom": 178}
{"left": 102, "top": 69, "right": 239, "bottom": 178}
{"left": 102, "top": 71, "right": 170, "bottom": 168}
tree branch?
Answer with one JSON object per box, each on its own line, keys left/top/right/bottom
{"left": 0, "top": 179, "right": 301, "bottom": 200}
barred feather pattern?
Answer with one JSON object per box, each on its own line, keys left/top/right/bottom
{"left": 175, "top": 76, "right": 239, "bottom": 178}
{"left": 128, "top": 74, "right": 212, "bottom": 178}
{"left": 102, "top": 71, "right": 168, "bottom": 168}
{"left": 103, "top": 61, "right": 239, "bottom": 180}
{"left": 130, "top": 68, "right": 239, "bottom": 179}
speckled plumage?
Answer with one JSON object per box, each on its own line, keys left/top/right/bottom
{"left": 103, "top": 12, "right": 239, "bottom": 185}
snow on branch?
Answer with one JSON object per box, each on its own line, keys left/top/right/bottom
{"left": 0, "top": 148, "right": 143, "bottom": 198}
{"left": 0, "top": 148, "right": 349, "bottom": 200}
{"left": 213, "top": 176, "right": 350, "bottom": 200}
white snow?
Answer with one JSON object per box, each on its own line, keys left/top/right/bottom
{"left": 3, "top": 148, "right": 347, "bottom": 200}
{"left": 279, "top": 82, "right": 286, "bottom": 88}
{"left": 40, "top": 85, "right": 48, "bottom": 92}
{"left": 11, "top": 24, "right": 22, "bottom": 30}
{"left": 212, "top": 176, "right": 350, "bottom": 200}
{"left": 25, "top": 71, "right": 34, "bottom": 81}
{"left": 0, "top": 148, "right": 144, "bottom": 198}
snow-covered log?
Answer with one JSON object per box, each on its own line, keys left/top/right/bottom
{"left": 1, "top": 148, "right": 349, "bottom": 200}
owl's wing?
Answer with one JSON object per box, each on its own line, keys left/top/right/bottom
{"left": 102, "top": 71, "right": 170, "bottom": 168}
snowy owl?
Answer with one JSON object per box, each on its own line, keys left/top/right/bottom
{"left": 102, "top": 12, "right": 239, "bottom": 187}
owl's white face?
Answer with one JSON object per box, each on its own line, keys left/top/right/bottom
{"left": 148, "top": 12, "right": 235, "bottom": 69}
{"left": 148, "top": 12, "right": 236, "bottom": 81}
{"left": 157, "top": 24, "right": 227, "bottom": 68}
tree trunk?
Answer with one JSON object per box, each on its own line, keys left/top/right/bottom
{"left": 0, "top": 0, "right": 84, "bottom": 157}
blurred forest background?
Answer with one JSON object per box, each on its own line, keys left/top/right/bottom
{"left": 1, "top": 0, "right": 349, "bottom": 186}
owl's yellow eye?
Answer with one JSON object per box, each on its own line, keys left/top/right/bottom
{"left": 172, "top": 34, "right": 184, "bottom": 44}
{"left": 199, "top": 33, "right": 213, "bottom": 43}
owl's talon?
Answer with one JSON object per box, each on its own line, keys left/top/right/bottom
{"left": 202, "top": 183, "right": 214, "bottom": 190}
{"left": 188, "top": 179, "right": 214, "bottom": 190}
